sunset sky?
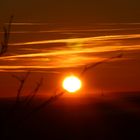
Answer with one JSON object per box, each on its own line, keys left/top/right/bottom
{"left": 0, "top": 0, "right": 140, "bottom": 97}
{"left": 0, "top": 0, "right": 140, "bottom": 23}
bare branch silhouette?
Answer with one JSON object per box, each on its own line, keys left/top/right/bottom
{"left": 80, "top": 53, "right": 123, "bottom": 76}
{"left": 24, "top": 77, "right": 43, "bottom": 107}
{"left": 0, "top": 15, "right": 13, "bottom": 55}
{"left": 22, "top": 91, "right": 64, "bottom": 121}
{"left": 11, "top": 74, "right": 23, "bottom": 82}
{"left": 12, "top": 71, "right": 31, "bottom": 106}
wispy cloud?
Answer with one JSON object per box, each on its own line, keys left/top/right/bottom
{"left": 0, "top": 43, "right": 139, "bottom": 72}
{"left": 1, "top": 45, "right": 140, "bottom": 61}
{"left": 11, "top": 34, "right": 140, "bottom": 46}
{"left": 1, "top": 28, "right": 140, "bottom": 34}
{"left": 5, "top": 22, "right": 140, "bottom": 26}
{"left": 5, "top": 22, "right": 49, "bottom": 26}
{"left": 0, "top": 24, "right": 140, "bottom": 72}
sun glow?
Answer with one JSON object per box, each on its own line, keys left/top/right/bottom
{"left": 62, "top": 75, "right": 82, "bottom": 93}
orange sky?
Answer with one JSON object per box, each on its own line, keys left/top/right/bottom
{"left": 0, "top": 0, "right": 140, "bottom": 97}
{"left": 0, "top": 23, "right": 140, "bottom": 97}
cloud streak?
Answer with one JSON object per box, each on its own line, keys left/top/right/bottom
{"left": 11, "top": 34, "right": 140, "bottom": 46}
{"left": 0, "top": 24, "right": 140, "bottom": 72}
{"left": 1, "top": 28, "right": 140, "bottom": 34}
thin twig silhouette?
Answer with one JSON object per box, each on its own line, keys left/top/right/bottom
{"left": 12, "top": 71, "right": 30, "bottom": 106}
{"left": 24, "top": 77, "right": 43, "bottom": 107}
{"left": 0, "top": 16, "right": 13, "bottom": 55}
{"left": 22, "top": 91, "right": 64, "bottom": 122}
{"left": 80, "top": 53, "right": 123, "bottom": 76}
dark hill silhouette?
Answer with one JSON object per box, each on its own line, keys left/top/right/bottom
{"left": 0, "top": 91, "right": 140, "bottom": 140}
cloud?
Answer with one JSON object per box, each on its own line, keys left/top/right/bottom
{"left": 0, "top": 26, "right": 140, "bottom": 72}
{"left": 11, "top": 34, "right": 140, "bottom": 46}
{"left": 6, "top": 22, "right": 49, "bottom": 26}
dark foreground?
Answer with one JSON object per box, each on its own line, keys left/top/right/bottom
{"left": 0, "top": 92, "right": 140, "bottom": 140}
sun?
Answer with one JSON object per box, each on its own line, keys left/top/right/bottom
{"left": 62, "top": 75, "right": 82, "bottom": 93}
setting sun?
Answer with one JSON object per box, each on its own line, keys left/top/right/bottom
{"left": 62, "top": 75, "right": 82, "bottom": 93}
